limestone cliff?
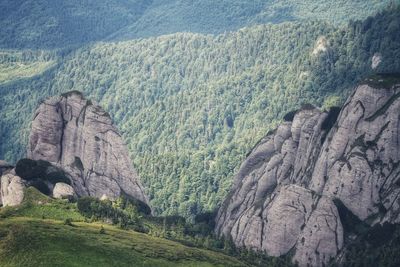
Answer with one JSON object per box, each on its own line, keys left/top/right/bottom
{"left": 28, "top": 91, "right": 149, "bottom": 205}
{"left": 216, "top": 75, "right": 400, "bottom": 266}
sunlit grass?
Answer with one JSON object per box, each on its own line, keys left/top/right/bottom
{"left": 0, "top": 217, "right": 246, "bottom": 267}
{"left": 0, "top": 187, "right": 246, "bottom": 267}
{"left": 0, "top": 60, "right": 55, "bottom": 84}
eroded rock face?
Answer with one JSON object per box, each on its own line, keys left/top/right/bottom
{"left": 28, "top": 91, "right": 149, "bottom": 206}
{"left": 1, "top": 173, "right": 25, "bottom": 206}
{"left": 53, "top": 182, "right": 75, "bottom": 199}
{"left": 293, "top": 196, "right": 343, "bottom": 267}
{"left": 216, "top": 107, "right": 339, "bottom": 267}
{"left": 310, "top": 83, "right": 400, "bottom": 223}
{"left": 216, "top": 80, "right": 400, "bottom": 267}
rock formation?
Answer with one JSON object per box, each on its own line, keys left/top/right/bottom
{"left": 0, "top": 161, "right": 17, "bottom": 206}
{"left": 53, "top": 182, "right": 75, "bottom": 199}
{"left": 1, "top": 173, "right": 25, "bottom": 206}
{"left": 28, "top": 91, "right": 149, "bottom": 205}
{"left": 216, "top": 76, "right": 400, "bottom": 266}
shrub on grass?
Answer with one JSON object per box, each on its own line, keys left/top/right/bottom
{"left": 64, "top": 218, "right": 74, "bottom": 226}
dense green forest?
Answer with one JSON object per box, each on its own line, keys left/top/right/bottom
{"left": 1, "top": 7, "right": 399, "bottom": 218}
{"left": 0, "top": 0, "right": 150, "bottom": 49}
{"left": 112, "top": 0, "right": 393, "bottom": 41}
{"left": 0, "top": 0, "right": 392, "bottom": 49}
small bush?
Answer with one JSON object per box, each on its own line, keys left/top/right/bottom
{"left": 77, "top": 197, "right": 148, "bottom": 233}
{"left": 322, "top": 95, "right": 342, "bottom": 111}
{"left": 99, "top": 226, "right": 105, "bottom": 234}
{"left": 64, "top": 218, "right": 73, "bottom": 226}
{"left": 118, "top": 193, "right": 151, "bottom": 215}
{"left": 77, "top": 197, "right": 96, "bottom": 217}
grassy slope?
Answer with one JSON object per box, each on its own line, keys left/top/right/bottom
{"left": 0, "top": 188, "right": 84, "bottom": 222}
{"left": 0, "top": 188, "right": 246, "bottom": 267}
{"left": 0, "top": 50, "right": 57, "bottom": 85}
{"left": 0, "top": 61, "right": 55, "bottom": 85}
{"left": 0, "top": 218, "right": 246, "bottom": 267}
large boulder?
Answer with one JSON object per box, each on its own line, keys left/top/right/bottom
{"left": 1, "top": 173, "right": 25, "bottom": 206}
{"left": 28, "top": 91, "right": 149, "bottom": 206}
{"left": 53, "top": 182, "right": 75, "bottom": 199}
{"left": 0, "top": 161, "right": 16, "bottom": 206}
{"left": 216, "top": 77, "right": 400, "bottom": 267}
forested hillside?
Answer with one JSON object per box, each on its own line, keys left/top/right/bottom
{"left": 0, "top": 0, "right": 150, "bottom": 49}
{"left": 1, "top": 8, "right": 400, "bottom": 218}
{"left": 0, "top": 0, "right": 392, "bottom": 49}
{"left": 112, "top": 0, "right": 393, "bottom": 41}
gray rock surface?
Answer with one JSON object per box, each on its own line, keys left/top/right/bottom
{"left": 216, "top": 80, "right": 400, "bottom": 266}
{"left": 293, "top": 196, "right": 343, "bottom": 267}
{"left": 1, "top": 173, "right": 25, "bottom": 206}
{"left": 28, "top": 91, "right": 149, "bottom": 205}
{"left": 310, "top": 83, "right": 400, "bottom": 223}
{"left": 0, "top": 161, "right": 14, "bottom": 205}
{"left": 53, "top": 182, "right": 75, "bottom": 199}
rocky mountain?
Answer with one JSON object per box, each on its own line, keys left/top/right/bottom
{"left": 215, "top": 75, "right": 400, "bottom": 266}
{"left": 0, "top": 91, "right": 149, "bottom": 207}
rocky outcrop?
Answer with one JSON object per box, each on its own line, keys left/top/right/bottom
{"left": 0, "top": 161, "right": 17, "bottom": 206}
{"left": 28, "top": 91, "right": 149, "bottom": 206}
{"left": 53, "top": 183, "right": 75, "bottom": 199}
{"left": 310, "top": 82, "right": 400, "bottom": 224}
{"left": 216, "top": 77, "right": 400, "bottom": 266}
{"left": 1, "top": 173, "right": 25, "bottom": 206}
